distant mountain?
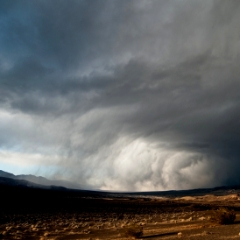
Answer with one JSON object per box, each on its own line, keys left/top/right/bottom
{"left": 0, "top": 170, "right": 16, "bottom": 179}
{"left": 15, "top": 174, "right": 88, "bottom": 189}
{"left": 1, "top": 169, "right": 240, "bottom": 197}
{"left": 0, "top": 175, "right": 49, "bottom": 189}
{"left": 0, "top": 170, "right": 88, "bottom": 190}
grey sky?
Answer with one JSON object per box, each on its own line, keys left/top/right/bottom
{"left": 0, "top": 0, "right": 240, "bottom": 190}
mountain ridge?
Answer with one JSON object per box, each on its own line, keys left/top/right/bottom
{"left": 1, "top": 169, "right": 240, "bottom": 197}
{"left": 0, "top": 170, "right": 88, "bottom": 190}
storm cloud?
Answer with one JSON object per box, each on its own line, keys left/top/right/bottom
{"left": 0, "top": 0, "right": 240, "bottom": 190}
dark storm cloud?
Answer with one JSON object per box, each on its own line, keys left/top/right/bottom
{"left": 1, "top": 0, "right": 240, "bottom": 190}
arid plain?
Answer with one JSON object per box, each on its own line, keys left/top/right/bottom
{"left": 1, "top": 178, "right": 240, "bottom": 240}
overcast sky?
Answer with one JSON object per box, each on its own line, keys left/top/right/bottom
{"left": 0, "top": 0, "right": 240, "bottom": 191}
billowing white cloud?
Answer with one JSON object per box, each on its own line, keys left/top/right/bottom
{"left": 1, "top": 0, "right": 240, "bottom": 190}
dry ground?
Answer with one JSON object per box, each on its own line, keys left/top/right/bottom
{"left": 1, "top": 194, "right": 240, "bottom": 239}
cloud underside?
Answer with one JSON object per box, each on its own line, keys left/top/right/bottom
{"left": 0, "top": 0, "right": 240, "bottom": 190}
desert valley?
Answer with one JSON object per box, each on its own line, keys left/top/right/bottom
{"left": 1, "top": 172, "right": 240, "bottom": 240}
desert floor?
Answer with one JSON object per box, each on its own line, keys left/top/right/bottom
{"left": 1, "top": 192, "right": 240, "bottom": 239}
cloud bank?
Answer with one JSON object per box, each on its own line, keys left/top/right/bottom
{"left": 1, "top": 0, "right": 240, "bottom": 190}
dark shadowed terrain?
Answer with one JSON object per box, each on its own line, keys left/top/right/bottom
{"left": 1, "top": 176, "right": 240, "bottom": 239}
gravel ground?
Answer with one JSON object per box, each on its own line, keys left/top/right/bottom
{"left": 1, "top": 194, "right": 240, "bottom": 239}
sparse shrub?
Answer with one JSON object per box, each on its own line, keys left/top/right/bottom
{"left": 210, "top": 207, "right": 236, "bottom": 225}
{"left": 123, "top": 225, "right": 143, "bottom": 239}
